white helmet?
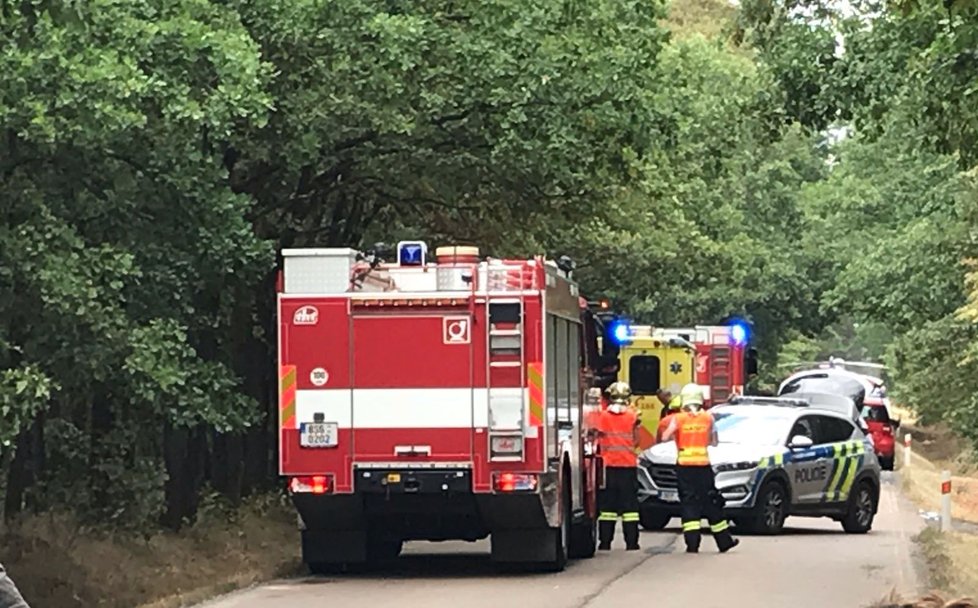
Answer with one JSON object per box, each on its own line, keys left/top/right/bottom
{"left": 679, "top": 383, "right": 705, "bottom": 410}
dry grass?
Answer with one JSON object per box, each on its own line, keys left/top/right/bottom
{"left": 945, "top": 530, "right": 978, "bottom": 598}
{"left": 897, "top": 423, "right": 978, "bottom": 524}
{"left": 913, "top": 526, "right": 978, "bottom": 599}
{"left": 1, "top": 493, "right": 301, "bottom": 608}
{"left": 916, "top": 526, "right": 956, "bottom": 593}
{"left": 893, "top": 407, "right": 978, "bottom": 600}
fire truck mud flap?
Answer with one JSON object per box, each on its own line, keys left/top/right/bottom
{"left": 475, "top": 472, "right": 566, "bottom": 564}
{"left": 293, "top": 495, "right": 371, "bottom": 565}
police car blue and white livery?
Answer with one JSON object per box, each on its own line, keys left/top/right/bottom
{"left": 636, "top": 397, "right": 881, "bottom": 535}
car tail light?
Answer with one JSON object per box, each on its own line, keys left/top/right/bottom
{"left": 289, "top": 475, "right": 332, "bottom": 495}
{"left": 492, "top": 472, "right": 539, "bottom": 493}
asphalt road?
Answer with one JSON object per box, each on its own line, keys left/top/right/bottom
{"left": 198, "top": 473, "right": 924, "bottom": 608}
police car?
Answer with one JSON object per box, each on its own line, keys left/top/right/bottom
{"left": 637, "top": 395, "right": 881, "bottom": 535}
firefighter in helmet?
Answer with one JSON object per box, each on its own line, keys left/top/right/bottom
{"left": 596, "top": 381, "right": 641, "bottom": 551}
{"left": 661, "top": 383, "right": 739, "bottom": 554}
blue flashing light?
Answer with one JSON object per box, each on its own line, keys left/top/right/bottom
{"left": 610, "top": 321, "right": 631, "bottom": 345}
{"left": 398, "top": 242, "right": 426, "bottom": 266}
{"left": 730, "top": 322, "right": 748, "bottom": 345}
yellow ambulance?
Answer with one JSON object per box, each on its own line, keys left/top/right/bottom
{"left": 617, "top": 326, "right": 696, "bottom": 450}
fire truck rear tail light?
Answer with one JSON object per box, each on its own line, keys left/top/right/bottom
{"left": 289, "top": 475, "right": 332, "bottom": 495}
{"left": 493, "top": 472, "right": 538, "bottom": 493}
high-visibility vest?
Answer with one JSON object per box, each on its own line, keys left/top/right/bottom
{"left": 656, "top": 412, "right": 674, "bottom": 443}
{"left": 675, "top": 411, "right": 713, "bottom": 466}
{"left": 599, "top": 408, "right": 639, "bottom": 467}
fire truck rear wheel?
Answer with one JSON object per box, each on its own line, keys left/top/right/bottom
{"left": 528, "top": 470, "right": 572, "bottom": 572}
{"left": 367, "top": 539, "right": 403, "bottom": 563}
{"left": 547, "top": 473, "right": 571, "bottom": 571}
{"left": 568, "top": 515, "right": 597, "bottom": 559}
{"left": 307, "top": 562, "right": 342, "bottom": 576}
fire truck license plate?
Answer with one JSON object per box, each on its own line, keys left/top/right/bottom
{"left": 300, "top": 422, "right": 338, "bottom": 448}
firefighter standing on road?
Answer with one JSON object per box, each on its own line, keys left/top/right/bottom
{"left": 596, "top": 381, "right": 641, "bottom": 551}
{"left": 661, "top": 383, "right": 739, "bottom": 554}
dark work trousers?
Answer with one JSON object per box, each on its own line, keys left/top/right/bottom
{"left": 676, "top": 465, "right": 736, "bottom": 552}
{"left": 597, "top": 466, "right": 640, "bottom": 550}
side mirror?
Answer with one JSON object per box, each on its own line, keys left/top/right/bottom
{"left": 788, "top": 435, "right": 814, "bottom": 450}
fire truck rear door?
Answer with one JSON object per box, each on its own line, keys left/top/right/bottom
{"left": 350, "top": 312, "right": 476, "bottom": 462}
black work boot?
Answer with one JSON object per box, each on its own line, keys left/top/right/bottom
{"left": 683, "top": 531, "right": 701, "bottom": 553}
{"left": 598, "top": 520, "right": 616, "bottom": 550}
{"left": 623, "top": 521, "right": 640, "bottom": 550}
{"left": 718, "top": 536, "right": 739, "bottom": 553}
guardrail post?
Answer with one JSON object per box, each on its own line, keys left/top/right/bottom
{"left": 904, "top": 433, "right": 912, "bottom": 468}
{"left": 941, "top": 470, "right": 952, "bottom": 532}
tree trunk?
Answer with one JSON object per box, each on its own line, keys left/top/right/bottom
{"left": 3, "top": 430, "right": 30, "bottom": 522}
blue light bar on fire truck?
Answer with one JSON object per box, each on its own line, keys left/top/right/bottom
{"left": 730, "top": 321, "right": 748, "bottom": 345}
{"left": 397, "top": 240, "right": 428, "bottom": 266}
{"left": 609, "top": 320, "right": 632, "bottom": 345}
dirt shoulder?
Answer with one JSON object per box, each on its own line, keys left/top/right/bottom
{"left": 0, "top": 493, "right": 301, "bottom": 608}
{"left": 891, "top": 406, "right": 978, "bottom": 598}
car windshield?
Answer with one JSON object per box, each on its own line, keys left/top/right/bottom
{"left": 713, "top": 411, "right": 792, "bottom": 446}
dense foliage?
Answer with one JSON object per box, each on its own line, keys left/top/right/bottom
{"left": 2, "top": 0, "right": 977, "bottom": 529}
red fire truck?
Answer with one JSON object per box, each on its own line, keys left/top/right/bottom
{"left": 276, "top": 242, "right": 611, "bottom": 572}
{"left": 653, "top": 325, "right": 757, "bottom": 407}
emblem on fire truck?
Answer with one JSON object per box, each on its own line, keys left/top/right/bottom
{"left": 696, "top": 354, "right": 708, "bottom": 374}
{"left": 293, "top": 305, "right": 319, "bottom": 325}
{"left": 443, "top": 316, "right": 471, "bottom": 344}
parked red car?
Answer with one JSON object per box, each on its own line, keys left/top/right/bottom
{"left": 859, "top": 377, "right": 899, "bottom": 471}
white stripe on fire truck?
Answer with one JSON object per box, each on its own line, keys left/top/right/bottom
{"left": 295, "top": 388, "right": 527, "bottom": 429}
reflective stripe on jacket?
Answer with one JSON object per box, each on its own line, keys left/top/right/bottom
{"left": 675, "top": 411, "right": 713, "bottom": 466}
{"left": 599, "top": 408, "right": 639, "bottom": 467}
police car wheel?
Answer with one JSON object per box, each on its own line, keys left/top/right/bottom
{"left": 743, "top": 481, "right": 788, "bottom": 535}
{"left": 841, "top": 481, "right": 876, "bottom": 534}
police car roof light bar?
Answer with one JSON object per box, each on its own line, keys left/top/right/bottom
{"left": 728, "top": 395, "right": 810, "bottom": 408}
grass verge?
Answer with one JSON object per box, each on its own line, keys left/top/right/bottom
{"left": 1, "top": 492, "right": 302, "bottom": 608}
{"left": 896, "top": 425, "right": 978, "bottom": 525}
{"left": 914, "top": 526, "right": 955, "bottom": 593}
{"left": 892, "top": 407, "right": 978, "bottom": 598}
{"left": 912, "top": 526, "right": 978, "bottom": 598}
